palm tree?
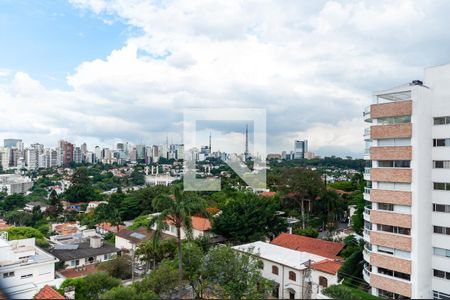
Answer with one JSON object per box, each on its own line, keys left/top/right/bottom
{"left": 150, "top": 186, "right": 209, "bottom": 299}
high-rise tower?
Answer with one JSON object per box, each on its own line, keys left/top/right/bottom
{"left": 244, "top": 124, "right": 250, "bottom": 161}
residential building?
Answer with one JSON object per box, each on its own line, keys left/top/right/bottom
{"left": 0, "top": 147, "right": 11, "bottom": 169}
{"left": 3, "top": 139, "right": 22, "bottom": 148}
{"left": 0, "top": 174, "right": 33, "bottom": 195}
{"left": 34, "top": 285, "right": 64, "bottom": 300}
{"left": 0, "top": 237, "right": 62, "bottom": 299}
{"left": 58, "top": 140, "right": 74, "bottom": 166}
{"left": 95, "top": 223, "right": 126, "bottom": 235}
{"left": 114, "top": 227, "right": 170, "bottom": 252}
{"left": 233, "top": 239, "right": 342, "bottom": 299}
{"left": 48, "top": 236, "right": 119, "bottom": 270}
{"left": 362, "top": 65, "right": 450, "bottom": 299}
{"left": 73, "top": 147, "right": 82, "bottom": 164}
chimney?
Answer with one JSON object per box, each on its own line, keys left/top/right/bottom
{"left": 90, "top": 236, "right": 102, "bottom": 249}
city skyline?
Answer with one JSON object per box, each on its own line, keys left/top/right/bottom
{"left": 4, "top": 1, "right": 450, "bottom": 158}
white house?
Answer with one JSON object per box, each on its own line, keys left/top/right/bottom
{"left": 0, "top": 236, "right": 63, "bottom": 299}
{"left": 233, "top": 240, "right": 342, "bottom": 299}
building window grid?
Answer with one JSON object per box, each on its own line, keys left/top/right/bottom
{"left": 433, "top": 139, "right": 450, "bottom": 147}
{"left": 378, "top": 203, "right": 394, "bottom": 211}
{"left": 434, "top": 290, "right": 450, "bottom": 300}
{"left": 433, "top": 203, "right": 450, "bottom": 213}
{"left": 434, "top": 116, "right": 450, "bottom": 125}
{"left": 433, "top": 269, "right": 450, "bottom": 280}
{"left": 433, "top": 182, "right": 450, "bottom": 191}
{"left": 378, "top": 160, "right": 411, "bottom": 168}
{"left": 288, "top": 271, "right": 296, "bottom": 281}
{"left": 434, "top": 226, "right": 450, "bottom": 235}
{"left": 377, "top": 224, "right": 410, "bottom": 235}
{"left": 378, "top": 267, "right": 411, "bottom": 281}
{"left": 433, "top": 161, "right": 450, "bottom": 168}
{"left": 272, "top": 265, "right": 279, "bottom": 275}
{"left": 433, "top": 247, "right": 450, "bottom": 258}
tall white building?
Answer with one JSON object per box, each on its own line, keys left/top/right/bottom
{"left": 0, "top": 236, "right": 62, "bottom": 299}
{"left": 363, "top": 64, "right": 450, "bottom": 299}
{"left": 25, "top": 148, "right": 38, "bottom": 170}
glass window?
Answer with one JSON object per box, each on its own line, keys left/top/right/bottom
{"left": 272, "top": 265, "right": 279, "bottom": 275}
{"left": 434, "top": 182, "right": 447, "bottom": 190}
{"left": 434, "top": 117, "right": 446, "bottom": 125}
{"left": 378, "top": 160, "right": 394, "bottom": 167}
{"left": 378, "top": 203, "right": 394, "bottom": 211}
{"left": 434, "top": 269, "right": 446, "bottom": 279}
{"left": 289, "top": 271, "right": 296, "bottom": 281}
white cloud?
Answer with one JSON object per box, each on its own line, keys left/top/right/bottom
{"left": 3, "top": 0, "right": 450, "bottom": 156}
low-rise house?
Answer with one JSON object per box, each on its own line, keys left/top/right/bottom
{"left": 150, "top": 214, "right": 221, "bottom": 240}
{"left": 95, "top": 222, "right": 126, "bottom": 235}
{"left": 0, "top": 218, "right": 11, "bottom": 230}
{"left": 24, "top": 202, "right": 48, "bottom": 213}
{"left": 86, "top": 201, "right": 108, "bottom": 212}
{"left": 61, "top": 201, "right": 84, "bottom": 212}
{"left": 0, "top": 236, "right": 62, "bottom": 299}
{"left": 49, "top": 236, "right": 120, "bottom": 272}
{"left": 49, "top": 229, "right": 99, "bottom": 245}
{"left": 233, "top": 240, "right": 343, "bottom": 299}
{"left": 34, "top": 285, "right": 65, "bottom": 299}
{"left": 115, "top": 227, "right": 172, "bottom": 252}
{"left": 51, "top": 222, "right": 85, "bottom": 235}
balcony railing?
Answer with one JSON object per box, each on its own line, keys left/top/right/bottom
{"left": 364, "top": 187, "right": 371, "bottom": 194}
{"left": 364, "top": 167, "right": 371, "bottom": 174}
{"left": 363, "top": 106, "right": 371, "bottom": 116}
{"left": 364, "top": 207, "right": 371, "bottom": 215}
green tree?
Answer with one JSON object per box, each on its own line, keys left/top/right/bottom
{"left": 293, "top": 227, "right": 319, "bottom": 238}
{"left": 0, "top": 194, "right": 27, "bottom": 211}
{"left": 279, "top": 168, "right": 325, "bottom": 228}
{"left": 4, "top": 210, "right": 33, "bottom": 227}
{"left": 133, "top": 260, "right": 179, "bottom": 297}
{"left": 64, "top": 167, "right": 99, "bottom": 203}
{"left": 205, "top": 245, "right": 274, "bottom": 299}
{"left": 350, "top": 192, "right": 364, "bottom": 235}
{"left": 177, "top": 242, "right": 208, "bottom": 299}
{"left": 81, "top": 272, "right": 121, "bottom": 299}
{"left": 130, "top": 169, "right": 145, "bottom": 185}
{"left": 212, "top": 192, "right": 287, "bottom": 243}
{"left": 150, "top": 186, "right": 209, "bottom": 298}
{"left": 6, "top": 226, "right": 48, "bottom": 248}
{"left": 97, "top": 255, "right": 132, "bottom": 280}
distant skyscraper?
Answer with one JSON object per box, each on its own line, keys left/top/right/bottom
{"left": 293, "top": 140, "right": 308, "bottom": 159}
{"left": 136, "top": 145, "right": 146, "bottom": 160}
{"left": 244, "top": 124, "right": 250, "bottom": 161}
{"left": 73, "top": 147, "right": 83, "bottom": 164}
{"left": 4, "top": 139, "right": 22, "bottom": 148}
{"left": 81, "top": 143, "right": 88, "bottom": 154}
{"left": 116, "top": 143, "right": 125, "bottom": 151}
{"left": 58, "top": 140, "right": 74, "bottom": 166}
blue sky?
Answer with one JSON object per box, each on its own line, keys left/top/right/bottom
{"left": 2, "top": 0, "right": 450, "bottom": 157}
{"left": 0, "top": 0, "right": 130, "bottom": 88}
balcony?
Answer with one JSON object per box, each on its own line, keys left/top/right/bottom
{"left": 364, "top": 167, "right": 371, "bottom": 180}
{"left": 363, "top": 245, "right": 371, "bottom": 263}
{"left": 363, "top": 263, "right": 371, "bottom": 284}
{"left": 363, "top": 106, "right": 372, "bottom": 122}
{"left": 364, "top": 128, "right": 371, "bottom": 141}
{"left": 363, "top": 187, "right": 371, "bottom": 201}
{"left": 370, "top": 168, "right": 412, "bottom": 183}
{"left": 363, "top": 228, "right": 371, "bottom": 243}
{"left": 371, "top": 123, "right": 412, "bottom": 139}
{"left": 370, "top": 100, "right": 412, "bottom": 119}
{"left": 370, "top": 146, "right": 412, "bottom": 161}
{"left": 363, "top": 207, "right": 371, "bottom": 222}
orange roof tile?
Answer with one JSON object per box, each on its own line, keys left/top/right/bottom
{"left": 260, "top": 191, "right": 277, "bottom": 197}
{"left": 311, "top": 259, "right": 343, "bottom": 275}
{"left": 271, "top": 233, "right": 344, "bottom": 259}
{"left": 34, "top": 285, "right": 65, "bottom": 300}
{"left": 96, "top": 222, "right": 126, "bottom": 233}
{"left": 191, "top": 216, "right": 211, "bottom": 231}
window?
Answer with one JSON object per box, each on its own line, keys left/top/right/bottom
{"left": 378, "top": 289, "right": 405, "bottom": 299}
{"left": 377, "top": 138, "right": 411, "bottom": 147}
{"left": 377, "top": 224, "right": 410, "bottom": 235}
{"left": 378, "top": 267, "right": 410, "bottom": 281}
{"left": 2, "top": 272, "right": 14, "bottom": 278}
{"left": 434, "top": 226, "right": 450, "bottom": 235}
{"left": 433, "top": 161, "right": 450, "bottom": 168}
{"left": 433, "top": 182, "right": 450, "bottom": 190}
{"left": 434, "top": 290, "right": 450, "bottom": 300}
{"left": 319, "top": 276, "right": 328, "bottom": 288}
{"left": 433, "top": 247, "right": 450, "bottom": 258}
{"left": 433, "top": 203, "right": 450, "bottom": 213}
{"left": 21, "top": 274, "right": 33, "bottom": 279}
{"left": 377, "top": 115, "right": 411, "bottom": 125}
{"left": 433, "top": 269, "right": 450, "bottom": 280}
{"left": 378, "top": 203, "right": 394, "bottom": 211}
{"left": 272, "top": 265, "right": 279, "bottom": 275}
{"left": 433, "top": 139, "right": 450, "bottom": 147}
{"left": 377, "top": 182, "right": 411, "bottom": 191}
{"left": 434, "top": 116, "right": 450, "bottom": 125}
{"left": 289, "top": 271, "right": 296, "bottom": 281}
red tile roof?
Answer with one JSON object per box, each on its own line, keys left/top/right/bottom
{"left": 271, "top": 233, "right": 344, "bottom": 259}
{"left": 34, "top": 285, "right": 65, "bottom": 299}
{"left": 260, "top": 191, "right": 277, "bottom": 197}
{"left": 59, "top": 264, "right": 98, "bottom": 278}
{"left": 311, "top": 259, "right": 343, "bottom": 275}
{"left": 96, "top": 222, "right": 126, "bottom": 233}
{"left": 191, "top": 216, "right": 211, "bottom": 231}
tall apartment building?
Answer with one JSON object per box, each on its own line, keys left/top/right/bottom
{"left": 58, "top": 140, "right": 74, "bottom": 166}
{"left": 294, "top": 140, "right": 308, "bottom": 159}
{"left": 73, "top": 147, "right": 83, "bottom": 164}
{"left": 3, "top": 139, "right": 22, "bottom": 148}
{"left": 363, "top": 64, "right": 450, "bottom": 299}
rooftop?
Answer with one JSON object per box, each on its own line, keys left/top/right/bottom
{"left": 311, "top": 259, "right": 343, "bottom": 275}
{"left": 233, "top": 241, "right": 326, "bottom": 270}
{"left": 115, "top": 227, "right": 172, "bottom": 244}
{"left": 49, "top": 242, "right": 119, "bottom": 262}
{"left": 34, "top": 285, "right": 65, "bottom": 300}
{"left": 271, "top": 233, "right": 344, "bottom": 259}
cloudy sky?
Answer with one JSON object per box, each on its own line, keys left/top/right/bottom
{"left": 1, "top": 0, "right": 450, "bottom": 157}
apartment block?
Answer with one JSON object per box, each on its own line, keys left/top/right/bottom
{"left": 363, "top": 64, "right": 450, "bottom": 299}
